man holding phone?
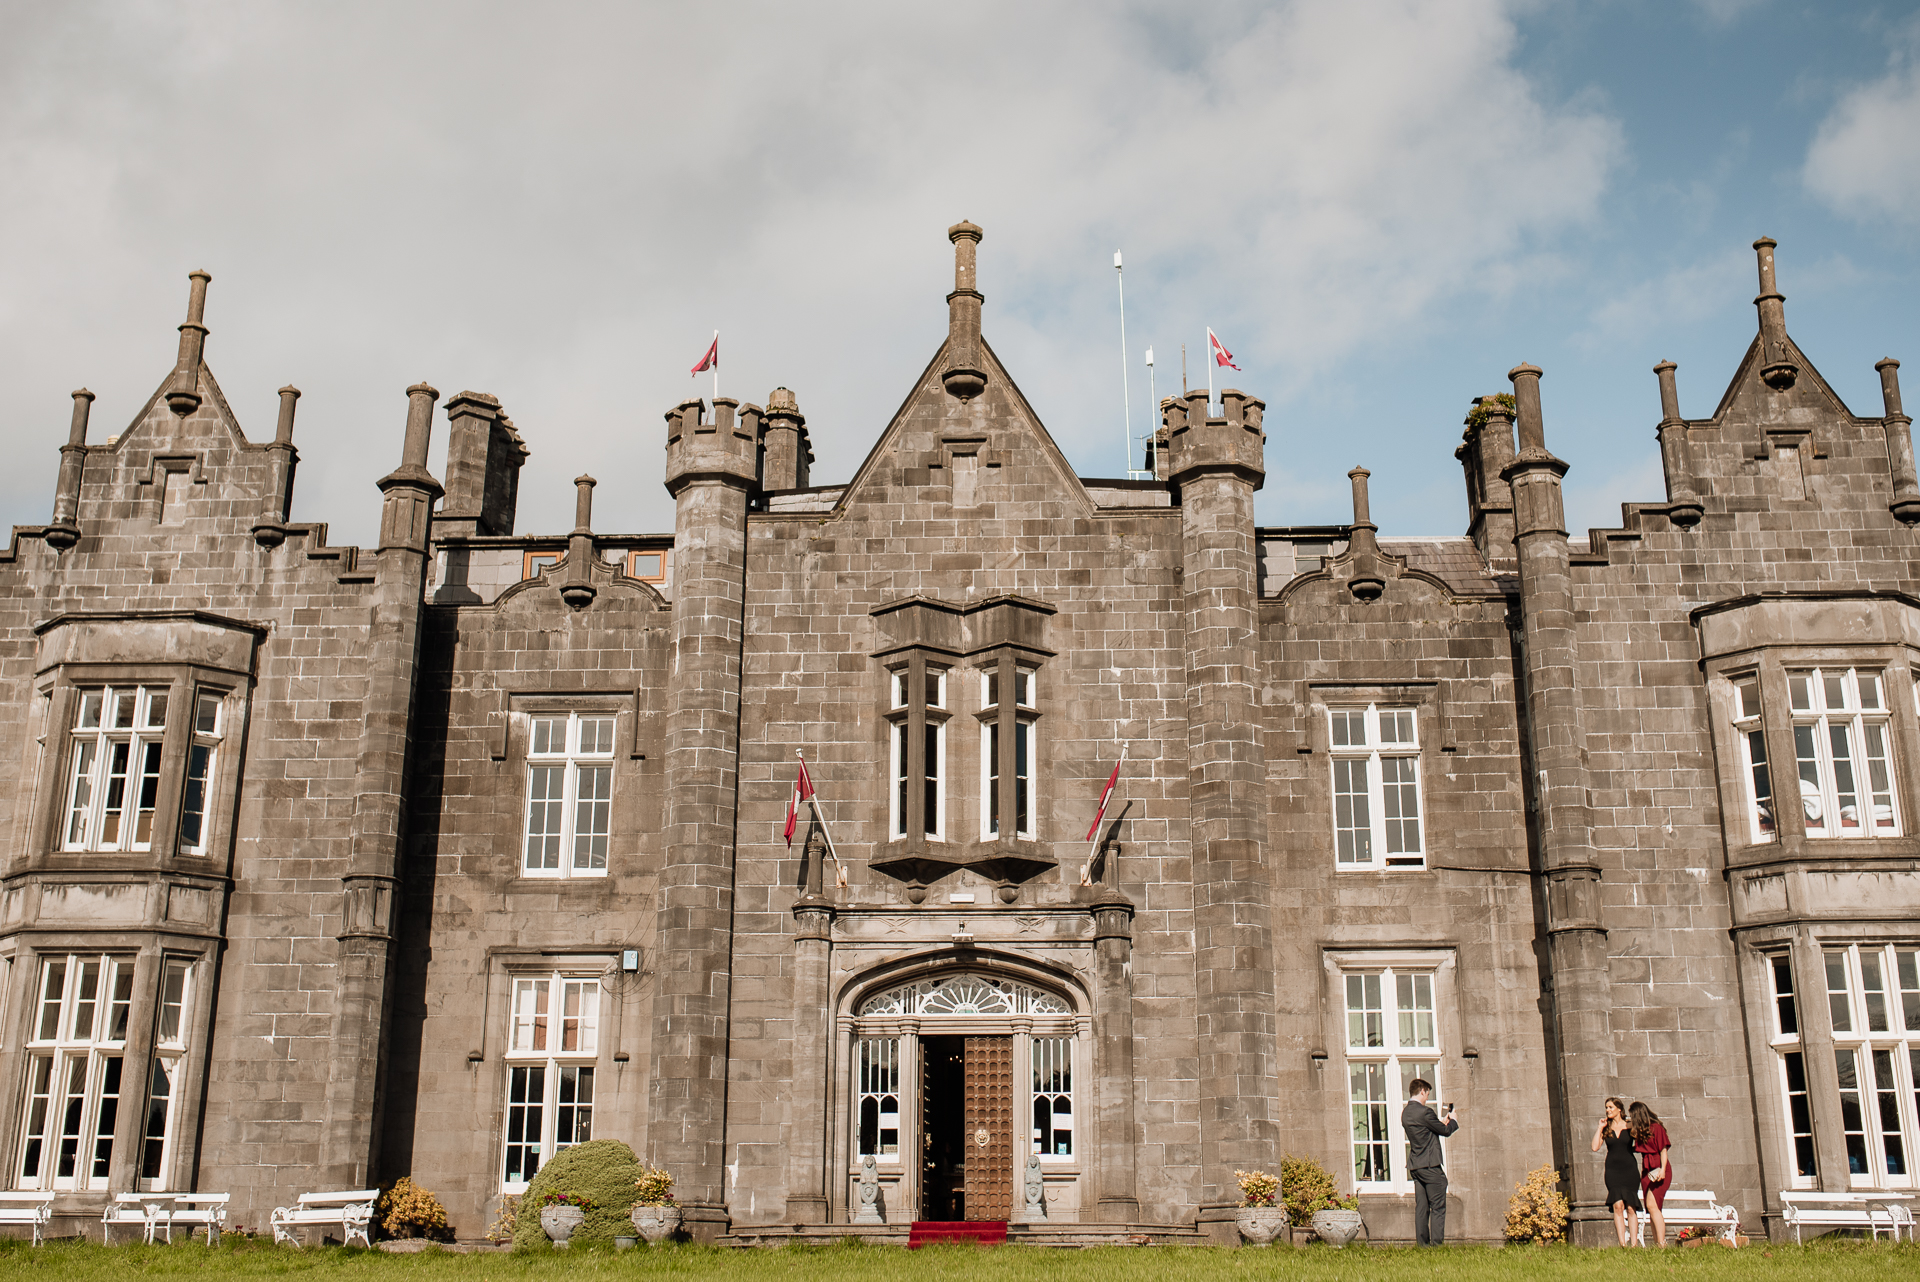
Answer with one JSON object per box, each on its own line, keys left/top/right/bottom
{"left": 1402, "top": 1078, "right": 1459, "bottom": 1246}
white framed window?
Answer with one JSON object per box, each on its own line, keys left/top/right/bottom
{"left": 63, "top": 687, "right": 170, "bottom": 851}
{"left": 1343, "top": 965, "right": 1439, "bottom": 1190}
{"left": 1821, "top": 944, "right": 1920, "bottom": 1188}
{"left": 1733, "top": 677, "right": 1777, "bottom": 844}
{"left": 1788, "top": 669, "right": 1898, "bottom": 838}
{"left": 176, "top": 691, "right": 225, "bottom": 853}
{"left": 1765, "top": 953, "right": 1819, "bottom": 1187}
{"left": 982, "top": 666, "right": 1036, "bottom": 840}
{"left": 888, "top": 667, "right": 947, "bottom": 841}
{"left": 1328, "top": 705, "right": 1425, "bottom": 869}
{"left": 17, "top": 954, "right": 134, "bottom": 1190}
{"left": 1032, "top": 1035, "right": 1074, "bottom": 1158}
{"left": 855, "top": 1037, "right": 901, "bottom": 1163}
{"left": 502, "top": 973, "right": 600, "bottom": 1190}
{"left": 522, "top": 713, "right": 615, "bottom": 877}
{"left": 138, "top": 958, "right": 193, "bottom": 1190}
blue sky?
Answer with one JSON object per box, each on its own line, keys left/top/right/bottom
{"left": 3, "top": 0, "right": 1918, "bottom": 545}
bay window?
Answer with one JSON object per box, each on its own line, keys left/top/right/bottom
{"left": 981, "top": 661, "right": 1036, "bottom": 841}
{"left": 1787, "top": 669, "right": 1898, "bottom": 838}
{"left": 18, "top": 955, "right": 133, "bottom": 1190}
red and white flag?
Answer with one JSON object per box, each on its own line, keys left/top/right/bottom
{"left": 1208, "top": 328, "right": 1240, "bottom": 371}
{"left": 1080, "top": 745, "right": 1128, "bottom": 885}
{"left": 690, "top": 332, "right": 719, "bottom": 375}
{"left": 783, "top": 755, "right": 816, "bottom": 847}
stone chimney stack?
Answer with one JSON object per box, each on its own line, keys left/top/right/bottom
{"left": 1653, "top": 362, "right": 1703, "bottom": 528}
{"left": 45, "top": 389, "right": 93, "bottom": 551}
{"left": 1877, "top": 358, "right": 1920, "bottom": 524}
{"left": 1753, "top": 238, "right": 1798, "bottom": 391}
{"left": 1345, "top": 466, "right": 1385, "bottom": 601}
{"left": 942, "top": 221, "right": 988, "bottom": 401}
{"left": 165, "top": 271, "right": 212, "bottom": 416}
{"left": 561, "top": 475, "right": 598, "bottom": 610}
{"left": 440, "top": 392, "right": 529, "bottom": 538}
{"left": 1458, "top": 396, "right": 1517, "bottom": 562}
{"left": 376, "top": 383, "right": 444, "bottom": 553}
{"left": 253, "top": 386, "right": 302, "bottom": 546}
{"left": 760, "top": 387, "right": 812, "bottom": 491}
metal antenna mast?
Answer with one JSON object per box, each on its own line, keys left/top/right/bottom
{"left": 1115, "top": 252, "right": 1134, "bottom": 475}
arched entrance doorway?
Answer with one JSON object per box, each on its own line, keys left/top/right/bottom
{"left": 842, "top": 970, "right": 1081, "bottom": 1222}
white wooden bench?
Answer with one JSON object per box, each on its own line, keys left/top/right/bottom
{"left": 270, "top": 1189, "right": 378, "bottom": 1248}
{"left": 1634, "top": 1189, "right": 1740, "bottom": 1245}
{"left": 1779, "top": 1190, "right": 1915, "bottom": 1243}
{"left": 168, "top": 1194, "right": 229, "bottom": 1245}
{"left": 102, "top": 1193, "right": 175, "bottom": 1245}
{"left": 0, "top": 1192, "right": 56, "bottom": 1245}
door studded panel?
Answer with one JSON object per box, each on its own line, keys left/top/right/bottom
{"left": 962, "top": 1035, "right": 1013, "bottom": 1220}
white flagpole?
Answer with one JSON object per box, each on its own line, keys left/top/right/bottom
{"left": 1079, "top": 743, "right": 1127, "bottom": 886}
{"left": 798, "top": 750, "right": 847, "bottom": 888}
{"left": 1115, "top": 252, "right": 1132, "bottom": 476}
{"left": 711, "top": 330, "right": 719, "bottom": 405}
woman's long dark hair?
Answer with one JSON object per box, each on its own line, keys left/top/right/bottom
{"left": 1628, "top": 1100, "right": 1661, "bottom": 1144}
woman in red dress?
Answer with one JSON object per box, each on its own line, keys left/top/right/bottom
{"left": 1630, "top": 1101, "right": 1673, "bottom": 1247}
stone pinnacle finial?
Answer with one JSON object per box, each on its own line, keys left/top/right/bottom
{"left": 572, "top": 474, "right": 597, "bottom": 535}
{"left": 275, "top": 386, "right": 301, "bottom": 446}
{"left": 1508, "top": 364, "right": 1547, "bottom": 454}
{"left": 562, "top": 474, "right": 599, "bottom": 610}
{"left": 1345, "top": 466, "right": 1385, "bottom": 602}
{"left": 942, "top": 221, "right": 987, "bottom": 401}
{"left": 68, "top": 389, "right": 95, "bottom": 447}
{"left": 165, "top": 270, "right": 214, "bottom": 416}
{"left": 1753, "top": 237, "right": 1797, "bottom": 391}
{"left": 1653, "top": 361, "right": 1680, "bottom": 424}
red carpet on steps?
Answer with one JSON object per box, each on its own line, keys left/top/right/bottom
{"left": 908, "top": 1221, "right": 1009, "bottom": 1248}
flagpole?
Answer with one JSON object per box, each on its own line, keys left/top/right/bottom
{"left": 797, "top": 750, "right": 847, "bottom": 888}
{"left": 711, "top": 330, "right": 719, "bottom": 405}
{"left": 1145, "top": 348, "right": 1157, "bottom": 473}
{"left": 1115, "top": 252, "right": 1132, "bottom": 477}
{"left": 1079, "top": 744, "right": 1127, "bottom": 886}
{"left": 1206, "top": 328, "right": 1215, "bottom": 412}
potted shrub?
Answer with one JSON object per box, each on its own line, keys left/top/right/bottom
{"left": 629, "top": 1165, "right": 681, "bottom": 1243}
{"left": 1232, "top": 1169, "right": 1289, "bottom": 1245}
{"left": 1281, "top": 1154, "right": 1362, "bottom": 1247}
{"left": 511, "top": 1139, "right": 649, "bottom": 1250}
{"left": 531, "top": 1190, "right": 591, "bottom": 1247}
{"left": 377, "top": 1177, "right": 450, "bottom": 1241}
{"left": 1503, "top": 1166, "right": 1569, "bottom": 1245}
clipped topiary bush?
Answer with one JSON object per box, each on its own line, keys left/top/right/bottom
{"left": 512, "top": 1139, "right": 646, "bottom": 1250}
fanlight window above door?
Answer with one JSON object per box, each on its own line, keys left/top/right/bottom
{"left": 858, "top": 974, "right": 1069, "bottom": 1017}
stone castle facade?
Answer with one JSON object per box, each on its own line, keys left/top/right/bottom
{"left": 0, "top": 226, "right": 1915, "bottom": 1244}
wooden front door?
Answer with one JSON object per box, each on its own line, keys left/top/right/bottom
{"left": 962, "top": 1035, "right": 1014, "bottom": 1220}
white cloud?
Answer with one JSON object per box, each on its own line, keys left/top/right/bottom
{"left": 1804, "top": 31, "right": 1920, "bottom": 226}
{"left": 0, "top": 0, "right": 1621, "bottom": 543}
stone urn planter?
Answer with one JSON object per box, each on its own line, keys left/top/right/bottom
{"left": 1234, "top": 1207, "right": 1289, "bottom": 1246}
{"left": 539, "top": 1205, "right": 586, "bottom": 1247}
{"left": 1311, "top": 1208, "right": 1365, "bottom": 1248}
{"left": 630, "top": 1204, "right": 682, "bottom": 1244}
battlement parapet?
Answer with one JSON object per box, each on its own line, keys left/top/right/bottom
{"left": 1165, "top": 387, "right": 1265, "bottom": 490}
{"left": 665, "top": 395, "right": 758, "bottom": 495}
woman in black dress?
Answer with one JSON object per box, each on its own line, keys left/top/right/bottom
{"left": 1590, "top": 1095, "right": 1642, "bottom": 1246}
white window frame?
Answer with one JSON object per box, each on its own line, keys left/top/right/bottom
{"left": 1787, "top": 669, "right": 1899, "bottom": 839}
{"left": 521, "top": 712, "right": 616, "bottom": 878}
{"left": 176, "top": 690, "right": 226, "bottom": 854}
{"left": 17, "top": 954, "right": 135, "bottom": 1191}
{"left": 1821, "top": 943, "right": 1920, "bottom": 1189}
{"left": 1335, "top": 954, "right": 1446, "bottom": 1193}
{"left": 855, "top": 1036, "right": 902, "bottom": 1165}
{"left": 888, "top": 667, "right": 947, "bottom": 842}
{"left": 981, "top": 666, "right": 1036, "bottom": 841}
{"left": 62, "top": 686, "right": 171, "bottom": 852}
{"left": 501, "top": 972, "right": 601, "bottom": 1192}
{"left": 1732, "top": 676, "right": 1777, "bottom": 844}
{"left": 1031, "top": 1034, "right": 1075, "bottom": 1161}
{"left": 1328, "top": 704, "right": 1425, "bottom": 870}
{"left": 1765, "top": 952, "right": 1819, "bottom": 1189}
{"left": 137, "top": 957, "right": 194, "bottom": 1191}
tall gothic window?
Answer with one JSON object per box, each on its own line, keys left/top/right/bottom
{"left": 887, "top": 664, "right": 947, "bottom": 841}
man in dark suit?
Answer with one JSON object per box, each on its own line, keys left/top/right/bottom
{"left": 1402, "top": 1077, "right": 1459, "bottom": 1245}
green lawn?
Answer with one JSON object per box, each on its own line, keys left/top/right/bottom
{"left": 0, "top": 1239, "right": 1912, "bottom": 1282}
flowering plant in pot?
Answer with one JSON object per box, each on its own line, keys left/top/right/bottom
{"left": 1281, "top": 1154, "right": 1362, "bottom": 1247}
{"left": 530, "top": 1190, "right": 591, "bottom": 1247}
{"left": 1232, "top": 1170, "right": 1289, "bottom": 1246}
{"left": 629, "top": 1166, "right": 681, "bottom": 1243}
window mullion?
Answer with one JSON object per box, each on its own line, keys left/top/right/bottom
{"left": 906, "top": 655, "right": 927, "bottom": 843}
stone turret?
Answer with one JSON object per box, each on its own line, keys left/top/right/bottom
{"left": 652, "top": 388, "right": 757, "bottom": 1239}
{"left": 1165, "top": 382, "right": 1279, "bottom": 1234}
{"left": 1500, "top": 363, "right": 1612, "bottom": 1238}
{"left": 1457, "top": 395, "right": 1516, "bottom": 560}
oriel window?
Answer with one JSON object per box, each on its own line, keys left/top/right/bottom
{"left": 884, "top": 659, "right": 948, "bottom": 843}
